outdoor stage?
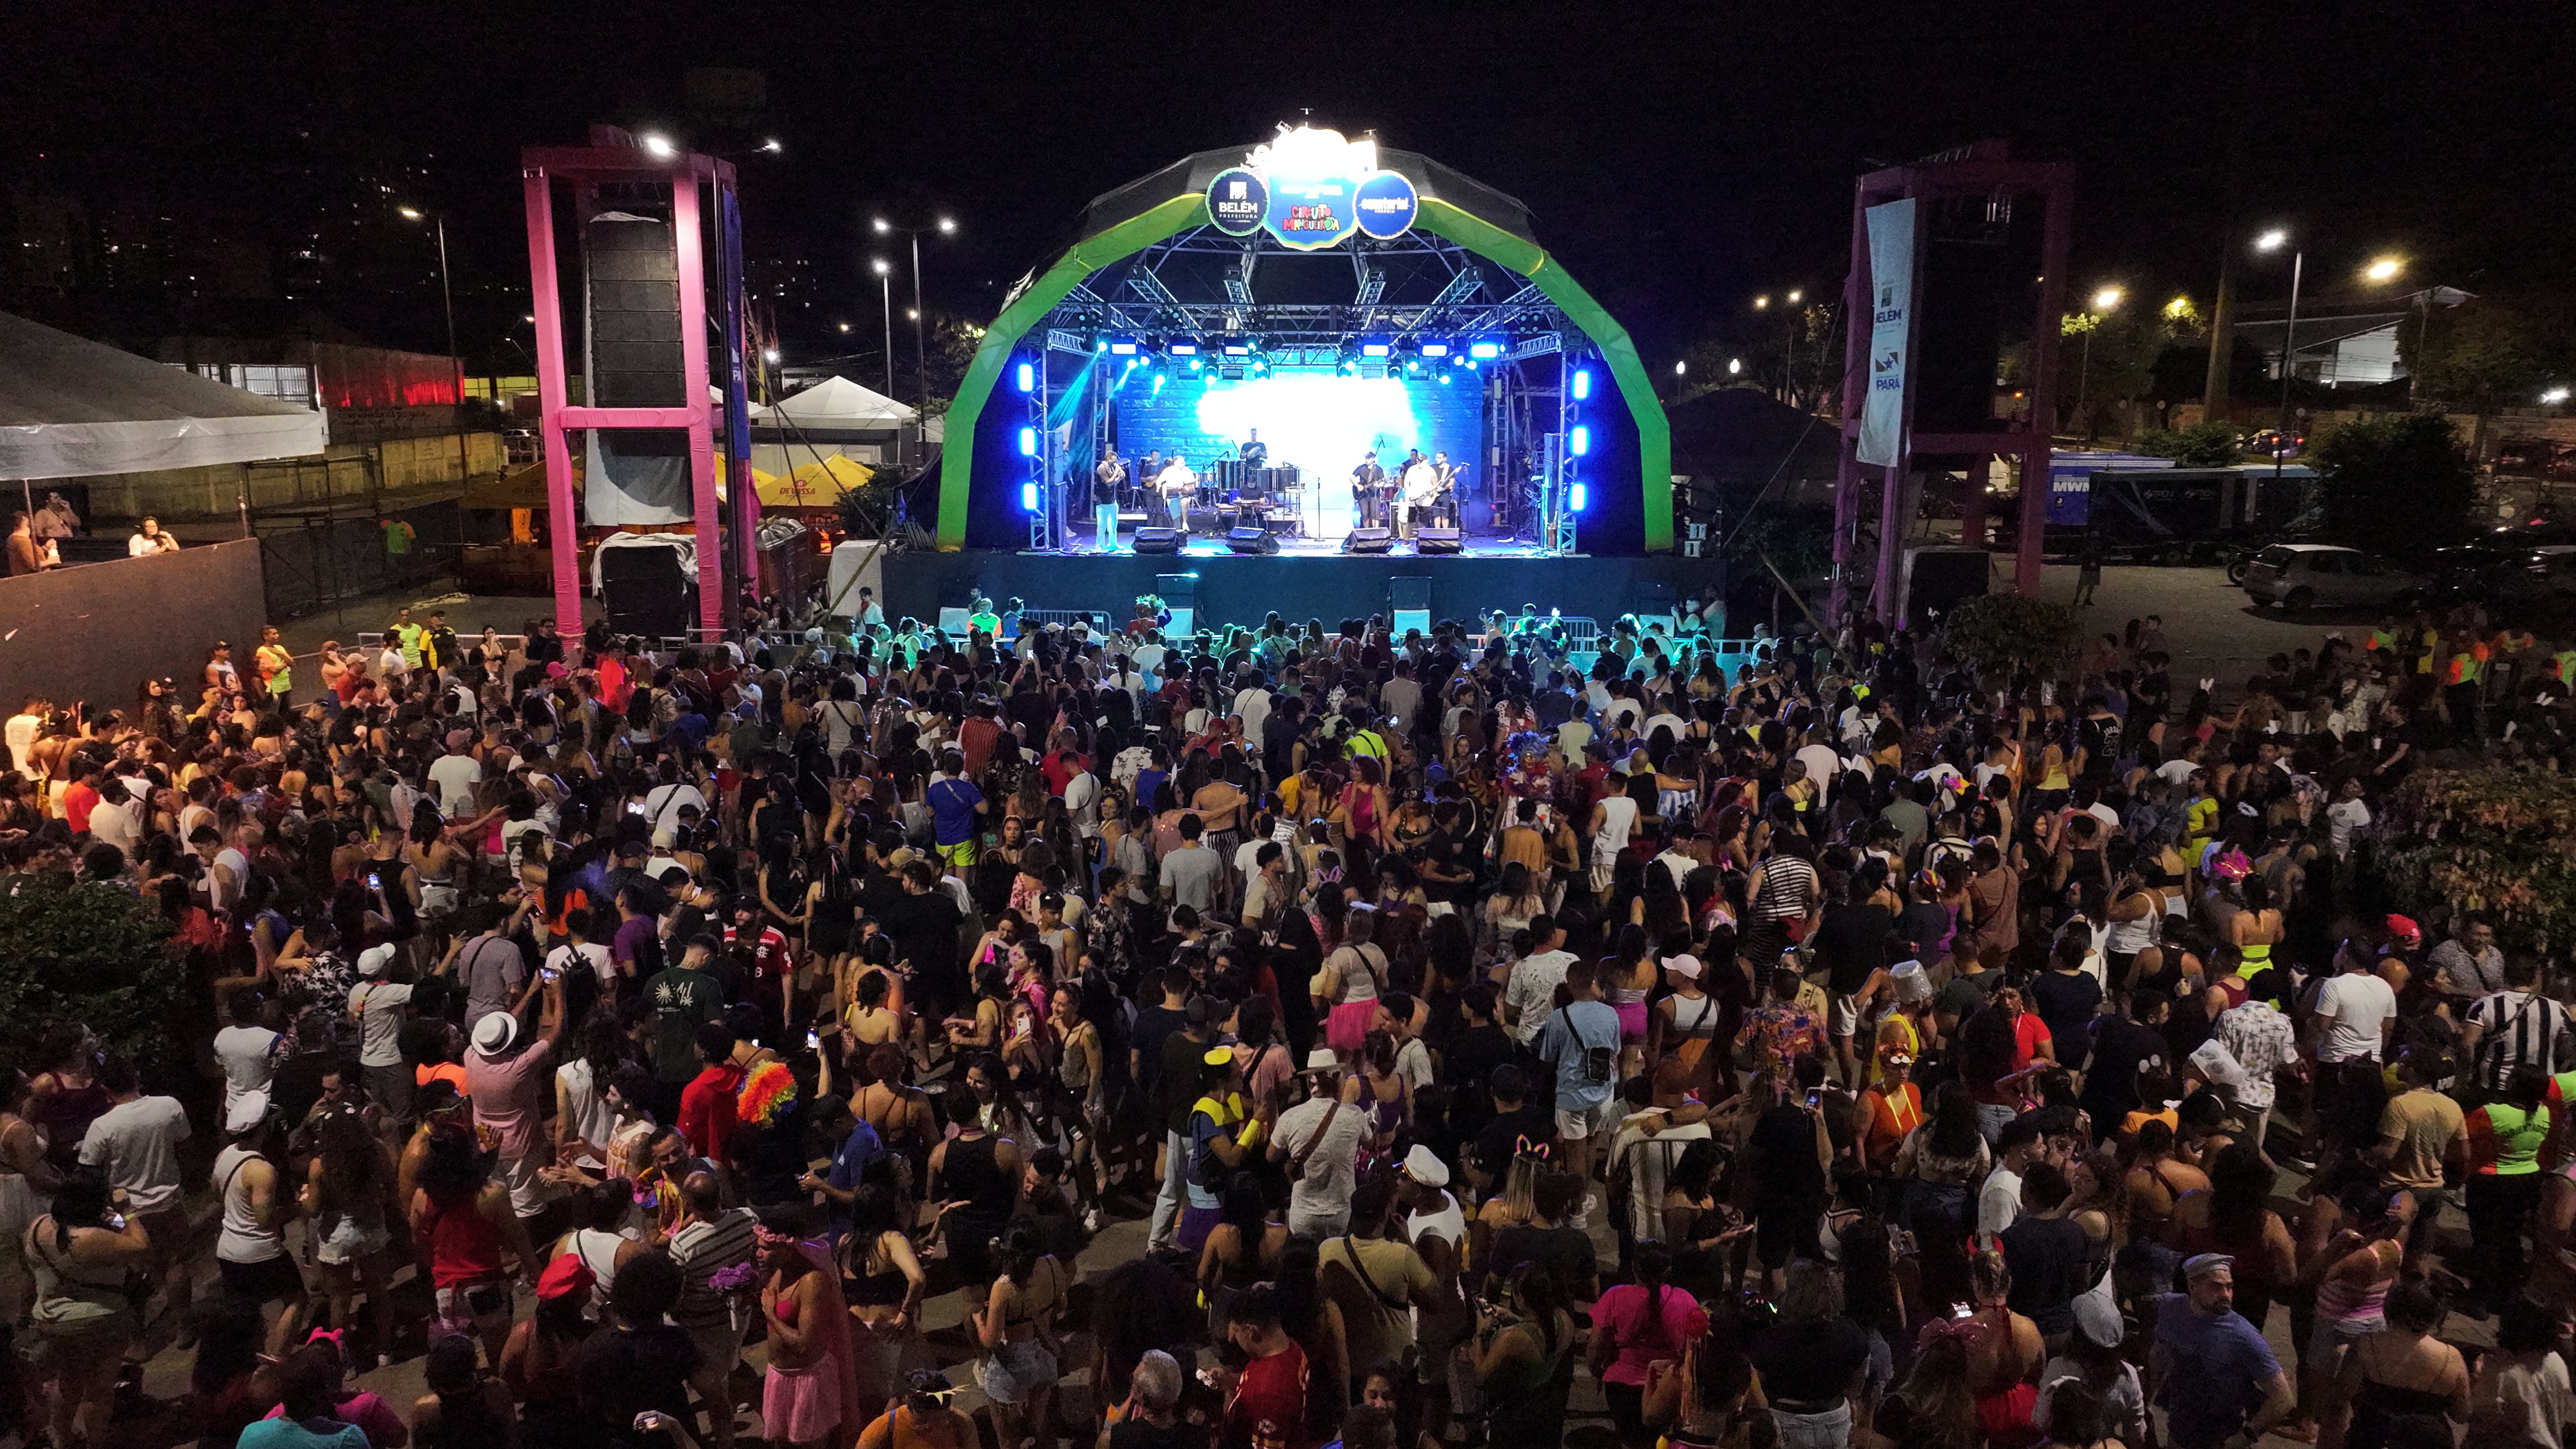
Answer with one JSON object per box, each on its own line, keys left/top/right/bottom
{"left": 880, "top": 543, "right": 1719, "bottom": 635}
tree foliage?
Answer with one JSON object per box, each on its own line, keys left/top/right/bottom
{"left": 2405, "top": 298, "right": 2561, "bottom": 416}
{"left": 2134, "top": 421, "right": 2247, "bottom": 467}
{"left": 0, "top": 879, "right": 184, "bottom": 1085}
{"left": 2311, "top": 413, "right": 2473, "bottom": 559}
{"left": 1938, "top": 593, "right": 2080, "bottom": 672}
{"left": 2375, "top": 767, "right": 2576, "bottom": 952}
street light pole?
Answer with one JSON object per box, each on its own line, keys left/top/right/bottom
{"left": 909, "top": 232, "right": 925, "bottom": 407}
{"left": 873, "top": 260, "right": 895, "bottom": 400}
{"left": 2277, "top": 248, "right": 2302, "bottom": 488}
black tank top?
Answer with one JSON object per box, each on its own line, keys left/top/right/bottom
{"left": 945, "top": 1132, "right": 1014, "bottom": 1225}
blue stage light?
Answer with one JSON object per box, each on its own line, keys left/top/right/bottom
{"left": 1468, "top": 341, "right": 1504, "bottom": 360}
{"left": 1569, "top": 425, "right": 1590, "bottom": 456}
{"left": 1152, "top": 374, "right": 1168, "bottom": 393}
{"left": 1108, "top": 339, "right": 1137, "bottom": 356}
{"left": 1570, "top": 483, "right": 1588, "bottom": 512}
{"left": 1572, "top": 368, "right": 1591, "bottom": 400}
{"left": 1093, "top": 339, "right": 1107, "bottom": 352}
{"left": 1439, "top": 374, "right": 1452, "bottom": 386}
{"left": 1022, "top": 482, "right": 1040, "bottom": 511}
{"left": 1419, "top": 342, "right": 1451, "bottom": 359}
{"left": 1190, "top": 359, "right": 1204, "bottom": 370}
{"left": 1018, "top": 427, "right": 1038, "bottom": 456}
{"left": 1015, "top": 362, "right": 1035, "bottom": 393}
{"left": 1223, "top": 342, "right": 1252, "bottom": 357}
{"left": 1359, "top": 342, "right": 1391, "bottom": 358}
{"left": 1168, "top": 341, "right": 1199, "bottom": 356}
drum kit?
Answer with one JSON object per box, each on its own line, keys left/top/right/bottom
{"left": 1172, "top": 460, "right": 1302, "bottom": 535}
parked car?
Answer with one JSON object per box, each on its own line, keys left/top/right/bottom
{"left": 2500, "top": 544, "right": 2576, "bottom": 602}
{"left": 2241, "top": 543, "right": 2425, "bottom": 610}
{"left": 2243, "top": 428, "right": 2305, "bottom": 460}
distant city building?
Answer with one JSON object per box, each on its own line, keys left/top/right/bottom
{"left": 2232, "top": 285, "right": 2472, "bottom": 388}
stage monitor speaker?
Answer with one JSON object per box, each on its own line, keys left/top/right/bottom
{"left": 1415, "top": 527, "right": 1462, "bottom": 555}
{"left": 1389, "top": 577, "right": 1432, "bottom": 612}
{"left": 1132, "top": 527, "right": 1186, "bottom": 555}
{"left": 1343, "top": 528, "right": 1394, "bottom": 555}
{"left": 1226, "top": 527, "right": 1278, "bottom": 556}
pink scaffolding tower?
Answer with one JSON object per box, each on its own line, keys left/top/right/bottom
{"left": 1830, "top": 149, "right": 2073, "bottom": 624}
{"left": 522, "top": 127, "right": 757, "bottom": 641}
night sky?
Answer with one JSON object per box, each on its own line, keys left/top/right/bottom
{"left": 6, "top": 2, "right": 2568, "bottom": 370}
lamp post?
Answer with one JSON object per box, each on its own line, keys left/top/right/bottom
{"left": 872, "top": 214, "right": 956, "bottom": 409}
{"left": 400, "top": 205, "right": 468, "bottom": 515}
{"left": 2077, "top": 287, "right": 2123, "bottom": 441}
{"left": 870, "top": 258, "right": 895, "bottom": 400}
{"left": 2254, "top": 230, "right": 2303, "bottom": 485}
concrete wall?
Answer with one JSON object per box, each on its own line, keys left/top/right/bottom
{"left": 0, "top": 539, "right": 268, "bottom": 717}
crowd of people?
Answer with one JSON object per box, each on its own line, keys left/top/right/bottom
{"left": 0, "top": 586, "right": 2570, "bottom": 1449}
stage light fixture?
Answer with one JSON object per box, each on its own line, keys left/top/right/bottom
{"left": 1015, "top": 362, "right": 1035, "bottom": 393}
{"left": 1022, "top": 482, "right": 1040, "bottom": 511}
{"left": 1418, "top": 342, "right": 1451, "bottom": 359}
{"left": 1093, "top": 338, "right": 1107, "bottom": 352}
{"left": 1108, "top": 338, "right": 1138, "bottom": 356}
{"left": 1570, "top": 483, "right": 1589, "bottom": 512}
{"left": 1018, "top": 427, "right": 1038, "bottom": 456}
{"left": 1439, "top": 374, "right": 1452, "bottom": 386}
{"left": 1572, "top": 369, "right": 1592, "bottom": 400}
{"left": 1223, "top": 342, "right": 1253, "bottom": 357}
{"left": 1569, "top": 425, "right": 1590, "bottom": 456}
{"left": 1168, "top": 341, "right": 1200, "bottom": 356}
{"left": 640, "top": 133, "right": 676, "bottom": 159}
{"left": 1468, "top": 341, "right": 1503, "bottom": 361}
{"left": 1359, "top": 342, "right": 1391, "bottom": 358}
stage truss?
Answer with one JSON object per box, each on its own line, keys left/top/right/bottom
{"left": 1019, "top": 224, "right": 1592, "bottom": 556}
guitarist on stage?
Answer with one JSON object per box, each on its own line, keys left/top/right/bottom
{"left": 1350, "top": 450, "right": 1387, "bottom": 530}
{"left": 1430, "top": 450, "right": 1461, "bottom": 530}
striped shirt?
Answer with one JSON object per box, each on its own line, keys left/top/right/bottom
{"left": 2465, "top": 989, "right": 2571, "bottom": 1092}
{"left": 666, "top": 1206, "right": 759, "bottom": 1329}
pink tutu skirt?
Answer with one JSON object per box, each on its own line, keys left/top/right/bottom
{"left": 1326, "top": 1000, "right": 1376, "bottom": 1057}
{"left": 764, "top": 1355, "right": 843, "bottom": 1446}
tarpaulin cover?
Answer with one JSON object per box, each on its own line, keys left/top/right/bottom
{"left": 0, "top": 311, "right": 326, "bottom": 481}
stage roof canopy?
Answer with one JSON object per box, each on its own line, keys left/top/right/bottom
{"left": 0, "top": 311, "right": 327, "bottom": 481}
{"left": 941, "top": 134, "right": 1671, "bottom": 552}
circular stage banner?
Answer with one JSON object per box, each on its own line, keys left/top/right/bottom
{"left": 1206, "top": 167, "right": 1268, "bottom": 237}
{"left": 1352, "top": 170, "right": 1419, "bottom": 240}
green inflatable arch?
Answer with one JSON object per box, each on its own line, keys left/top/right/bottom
{"left": 936, "top": 186, "right": 1672, "bottom": 552}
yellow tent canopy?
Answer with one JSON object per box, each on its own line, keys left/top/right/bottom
{"left": 766, "top": 454, "right": 873, "bottom": 509}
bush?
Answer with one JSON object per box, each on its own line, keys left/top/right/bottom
{"left": 2134, "top": 421, "right": 2245, "bottom": 467}
{"left": 2313, "top": 414, "right": 2473, "bottom": 560}
{"left": 0, "top": 879, "right": 185, "bottom": 1085}
{"left": 1938, "top": 593, "right": 2080, "bottom": 673}
{"left": 2374, "top": 767, "right": 2576, "bottom": 951}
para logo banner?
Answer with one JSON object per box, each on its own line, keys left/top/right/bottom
{"left": 1203, "top": 126, "right": 1417, "bottom": 252}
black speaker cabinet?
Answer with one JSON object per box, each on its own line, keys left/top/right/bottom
{"left": 1132, "top": 527, "right": 1186, "bottom": 555}
{"left": 599, "top": 544, "right": 694, "bottom": 638}
{"left": 1343, "top": 528, "right": 1393, "bottom": 555}
{"left": 1414, "top": 527, "right": 1462, "bottom": 555}
{"left": 1225, "top": 528, "right": 1278, "bottom": 555}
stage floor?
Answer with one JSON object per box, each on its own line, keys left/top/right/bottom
{"left": 1084, "top": 533, "right": 1552, "bottom": 561}
{"left": 880, "top": 544, "right": 1724, "bottom": 632}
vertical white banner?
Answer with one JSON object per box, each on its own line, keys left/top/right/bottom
{"left": 1856, "top": 198, "right": 1917, "bottom": 467}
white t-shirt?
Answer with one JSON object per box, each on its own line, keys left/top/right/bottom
{"left": 1506, "top": 948, "right": 1578, "bottom": 1043}
{"left": 87, "top": 796, "right": 139, "bottom": 858}
{"left": 3, "top": 712, "right": 38, "bottom": 775}
{"left": 78, "top": 1095, "right": 192, "bottom": 1211}
{"left": 348, "top": 980, "right": 416, "bottom": 1068}
{"left": 212, "top": 846, "right": 251, "bottom": 911}
{"left": 2328, "top": 799, "right": 2373, "bottom": 858}
{"left": 556, "top": 1057, "right": 620, "bottom": 1168}
{"left": 1977, "top": 1163, "right": 2023, "bottom": 1237}
{"left": 1794, "top": 743, "right": 1843, "bottom": 791}
{"left": 642, "top": 783, "right": 709, "bottom": 831}
{"left": 549, "top": 940, "right": 616, "bottom": 988}
{"left": 1274, "top": 1094, "right": 1369, "bottom": 1226}
{"left": 213, "top": 1025, "right": 281, "bottom": 1112}
{"left": 2314, "top": 972, "right": 2399, "bottom": 1063}
{"left": 427, "top": 753, "right": 484, "bottom": 817}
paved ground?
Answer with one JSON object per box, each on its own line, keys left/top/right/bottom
{"left": 2009, "top": 561, "right": 2384, "bottom": 702}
